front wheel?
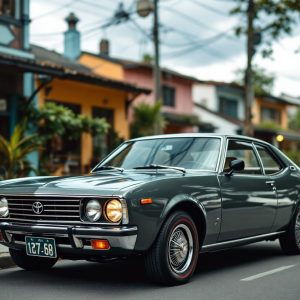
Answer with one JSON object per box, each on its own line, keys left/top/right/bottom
{"left": 9, "top": 248, "right": 58, "bottom": 270}
{"left": 144, "top": 210, "right": 199, "bottom": 285}
{"left": 280, "top": 206, "right": 300, "bottom": 255}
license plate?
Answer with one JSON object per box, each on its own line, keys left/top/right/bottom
{"left": 25, "top": 237, "right": 57, "bottom": 258}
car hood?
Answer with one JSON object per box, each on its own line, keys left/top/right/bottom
{"left": 0, "top": 171, "right": 188, "bottom": 196}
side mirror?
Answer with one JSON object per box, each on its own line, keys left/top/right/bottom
{"left": 226, "top": 159, "right": 245, "bottom": 176}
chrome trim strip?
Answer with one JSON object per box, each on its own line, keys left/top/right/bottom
{"left": 7, "top": 236, "right": 137, "bottom": 251}
{"left": 9, "top": 213, "right": 78, "bottom": 218}
{"left": 252, "top": 142, "right": 265, "bottom": 175}
{"left": 202, "top": 231, "right": 285, "bottom": 249}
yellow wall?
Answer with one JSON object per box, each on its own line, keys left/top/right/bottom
{"left": 252, "top": 97, "right": 288, "bottom": 129}
{"left": 78, "top": 53, "right": 123, "bottom": 80}
{"left": 37, "top": 78, "right": 129, "bottom": 173}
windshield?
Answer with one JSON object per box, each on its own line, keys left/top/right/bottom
{"left": 95, "top": 137, "right": 221, "bottom": 171}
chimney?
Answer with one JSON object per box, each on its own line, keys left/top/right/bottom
{"left": 63, "top": 12, "right": 80, "bottom": 61}
{"left": 100, "top": 39, "right": 109, "bottom": 56}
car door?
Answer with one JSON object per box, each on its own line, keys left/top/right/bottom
{"left": 217, "top": 139, "right": 277, "bottom": 241}
{"left": 254, "top": 143, "right": 298, "bottom": 232}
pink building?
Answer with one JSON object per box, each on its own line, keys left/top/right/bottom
{"left": 120, "top": 60, "right": 199, "bottom": 134}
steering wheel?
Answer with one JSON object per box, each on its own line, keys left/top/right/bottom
{"left": 177, "top": 161, "right": 212, "bottom": 170}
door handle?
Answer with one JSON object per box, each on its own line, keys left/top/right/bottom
{"left": 266, "top": 181, "right": 275, "bottom": 188}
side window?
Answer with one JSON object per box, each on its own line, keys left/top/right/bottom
{"left": 224, "top": 140, "right": 262, "bottom": 175}
{"left": 255, "top": 144, "right": 282, "bottom": 175}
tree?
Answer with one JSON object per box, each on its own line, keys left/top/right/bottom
{"left": 0, "top": 120, "right": 44, "bottom": 180}
{"left": 233, "top": 65, "right": 276, "bottom": 95}
{"left": 130, "top": 101, "right": 167, "bottom": 138}
{"left": 142, "top": 53, "right": 154, "bottom": 64}
{"left": 26, "top": 102, "right": 110, "bottom": 142}
{"left": 231, "top": 0, "right": 300, "bottom": 57}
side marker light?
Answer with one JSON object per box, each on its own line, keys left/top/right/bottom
{"left": 141, "top": 198, "right": 152, "bottom": 204}
{"left": 91, "top": 240, "right": 110, "bottom": 250}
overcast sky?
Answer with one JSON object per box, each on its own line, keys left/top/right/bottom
{"left": 30, "top": 0, "right": 300, "bottom": 98}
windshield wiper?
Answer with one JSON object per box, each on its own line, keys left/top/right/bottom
{"left": 133, "top": 164, "right": 186, "bottom": 174}
{"left": 93, "top": 166, "right": 124, "bottom": 173}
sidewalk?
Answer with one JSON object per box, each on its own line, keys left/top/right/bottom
{"left": 0, "top": 244, "right": 8, "bottom": 254}
{"left": 0, "top": 244, "right": 15, "bottom": 269}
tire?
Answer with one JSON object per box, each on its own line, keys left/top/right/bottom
{"left": 9, "top": 248, "right": 58, "bottom": 270}
{"left": 144, "top": 210, "right": 199, "bottom": 286}
{"left": 279, "top": 206, "right": 300, "bottom": 255}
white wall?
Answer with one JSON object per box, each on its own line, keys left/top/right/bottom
{"left": 217, "top": 88, "right": 245, "bottom": 120}
{"left": 193, "top": 105, "right": 240, "bottom": 134}
{"left": 192, "top": 84, "right": 216, "bottom": 111}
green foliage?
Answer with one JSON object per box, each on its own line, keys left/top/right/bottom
{"left": 231, "top": 0, "right": 300, "bottom": 57}
{"left": 233, "top": 65, "right": 275, "bottom": 95}
{"left": 0, "top": 120, "right": 43, "bottom": 180}
{"left": 163, "top": 112, "right": 201, "bottom": 125}
{"left": 258, "top": 121, "right": 286, "bottom": 131}
{"left": 284, "top": 149, "right": 300, "bottom": 166}
{"left": 289, "top": 106, "right": 300, "bottom": 130}
{"left": 25, "top": 102, "right": 110, "bottom": 142}
{"left": 130, "top": 101, "right": 167, "bottom": 138}
{"left": 142, "top": 53, "right": 154, "bottom": 64}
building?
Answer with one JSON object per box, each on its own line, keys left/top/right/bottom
{"left": 192, "top": 81, "right": 300, "bottom": 149}
{"left": 0, "top": 0, "right": 33, "bottom": 140}
{"left": 193, "top": 81, "right": 245, "bottom": 134}
{"left": 79, "top": 40, "right": 204, "bottom": 134}
{"left": 0, "top": 8, "right": 150, "bottom": 176}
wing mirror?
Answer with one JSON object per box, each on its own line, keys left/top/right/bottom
{"left": 226, "top": 160, "right": 245, "bottom": 176}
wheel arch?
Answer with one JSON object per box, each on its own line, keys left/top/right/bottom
{"left": 160, "top": 194, "right": 207, "bottom": 248}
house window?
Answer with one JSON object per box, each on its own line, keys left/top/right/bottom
{"left": 261, "top": 106, "right": 281, "bottom": 124}
{"left": 163, "top": 85, "right": 175, "bottom": 107}
{"left": 219, "top": 97, "right": 238, "bottom": 118}
{"left": 0, "top": 0, "right": 15, "bottom": 18}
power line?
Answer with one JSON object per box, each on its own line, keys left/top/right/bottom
{"left": 78, "top": 0, "right": 114, "bottom": 12}
{"left": 188, "top": 0, "right": 229, "bottom": 16}
{"left": 160, "top": 5, "right": 243, "bottom": 45}
{"left": 32, "top": 0, "right": 76, "bottom": 21}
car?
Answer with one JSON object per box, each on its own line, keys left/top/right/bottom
{"left": 0, "top": 134, "right": 300, "bottom": 285}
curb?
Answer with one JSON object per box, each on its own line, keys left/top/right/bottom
{"left": 0, "top": 253, "right": 16, "bottom": 270}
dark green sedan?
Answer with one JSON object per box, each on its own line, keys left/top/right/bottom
{"left": 0, "top": 134, "right": 300, "bottom": 285}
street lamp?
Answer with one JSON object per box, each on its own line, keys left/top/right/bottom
{"left": 136, "top": 0, "right": 161, "bottom": 134}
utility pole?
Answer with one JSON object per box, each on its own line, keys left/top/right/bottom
{"left": 245, "top": 0, "right": 254, "bottom": 137}
{"left": 153, "top": 0, "right": 162, "bottom": 134}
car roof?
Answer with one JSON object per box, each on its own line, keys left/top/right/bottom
{"left": 128, "top": 133, "right": 273, "bottom": 147}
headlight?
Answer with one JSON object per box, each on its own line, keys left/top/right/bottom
{"left": 0, "top": 198, "right": 9, "bottom": 217}
{"left": 85, "top": 200, "right": 101, "bottom": 222}
{"left": 105, "top": 200, "right": 122, "bottom": 223}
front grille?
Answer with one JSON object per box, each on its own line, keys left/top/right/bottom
{"left": 6, "top": 195, "right": 81, "bottom": 223}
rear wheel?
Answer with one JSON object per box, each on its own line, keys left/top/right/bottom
{"left": 144, "top": 210, "right": 199, "bottom": 285}
{"left": 9, "top": 248, "right": 58, "bottom": 270}
{"left": 280, "top": 206, "right": 300, "bottom": 255}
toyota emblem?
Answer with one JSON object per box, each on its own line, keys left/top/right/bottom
{"left": 32, "top": 202, "right": 43, "bottom": 214}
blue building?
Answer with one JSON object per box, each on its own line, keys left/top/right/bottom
{"left": 0, "top": 0, "right": 38, "bottom": 170}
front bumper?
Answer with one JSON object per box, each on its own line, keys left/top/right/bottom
{"left": 0, "top": 222, "right": 138, "bottom": 255}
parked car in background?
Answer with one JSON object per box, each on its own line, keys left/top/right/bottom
{"left": 0, "top": 134, "right": 300, "bottom": 285}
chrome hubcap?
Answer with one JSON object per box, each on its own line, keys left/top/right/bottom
{"left": 295, "top": 213, "right": 300, "bottom": 246}
{"left": 168, "top": 224, "right": 193, "bottom": 274}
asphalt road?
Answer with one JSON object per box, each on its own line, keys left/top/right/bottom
{"left": 0, "top": 240, "right": 299, "bottom": 300}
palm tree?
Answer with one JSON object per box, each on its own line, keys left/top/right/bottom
{"left": 130, "top": 100, "right": 167, "bottom": 138}
{"left": 0, "top": 120, "right": 44, "bottom": 180}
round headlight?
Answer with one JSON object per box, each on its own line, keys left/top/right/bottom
{"left": 105, "top": 200, "right": 122, "bottom": 223}
{"left": 85, "top": 200, "right": 101, "bottom": 222}
{"left": 0, "top": 198, "right": 9, "bottom": 217}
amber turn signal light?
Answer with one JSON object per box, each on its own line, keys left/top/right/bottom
{"left": 141, "top": 198, "right": 152, "bottom": 204}
{"left": 91, "top": 240, "right": 110, "bottom": 250}
{"left": 0, "top": 233, "right": 3, "bottom": 242}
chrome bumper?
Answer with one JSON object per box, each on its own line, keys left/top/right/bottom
{"left": 0, "top": 222, "right": 138, "bottom": 251}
